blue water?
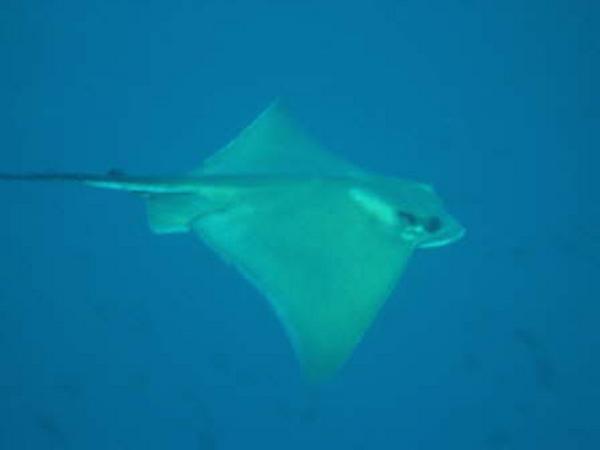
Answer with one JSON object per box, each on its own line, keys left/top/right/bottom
{"left": 1, "top": 1, "right": 598, "bottom": 448}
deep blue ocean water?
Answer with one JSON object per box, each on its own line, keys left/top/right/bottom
{"left": 1, "top": 1, "right": 598, "bottom": 448}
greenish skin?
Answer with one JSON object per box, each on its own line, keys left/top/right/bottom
{"left": 0, "top": 103, "right": 464, "bottom": 381}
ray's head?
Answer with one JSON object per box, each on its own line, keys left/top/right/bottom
{"left": 350, "top": 177, "right": 465, "bottom": 249}
{"left": 394, "top": 208, "right": 464, "bottom": 248}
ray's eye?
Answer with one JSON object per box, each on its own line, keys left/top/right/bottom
{"left": 397, "top": 211, "right": 443, "bottom": 233}
{"left": 425, "top": 216, "right": 442, "bottom": 233}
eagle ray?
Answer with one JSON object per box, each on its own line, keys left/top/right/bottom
{"left": 0, "top": 102, "right": 464, "bottom": 381}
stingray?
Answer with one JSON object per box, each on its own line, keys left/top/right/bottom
{"left": 0, "top": 103, "right": 465, "bottom": 381}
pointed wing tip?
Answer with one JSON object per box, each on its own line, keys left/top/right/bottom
{"left": 259, "top": 97, "right": 286, "bottom": 119}
{"left": 295, "top": 340, "right": 358, "bottom": 384}
{"left": 301, "top": 361, "right": 344, "bottom": 384}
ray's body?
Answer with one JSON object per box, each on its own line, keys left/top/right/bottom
{"left": 0, "top": 103, "right": 464, "bottom": 381}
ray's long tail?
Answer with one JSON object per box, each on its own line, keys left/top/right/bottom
{"left": 0, "top": 172, "right": 197, "bottom": 194}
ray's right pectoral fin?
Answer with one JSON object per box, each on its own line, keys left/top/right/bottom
{"left": 192, "top": 185, "right": 415, "bottom": 381}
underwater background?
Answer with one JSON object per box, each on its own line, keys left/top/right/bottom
{"left": 1, "top": 0, "right": 597, "bottom": 448}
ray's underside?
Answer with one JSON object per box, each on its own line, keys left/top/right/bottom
{"left": 0, "top": 103, "right": 464, "bottom": 381}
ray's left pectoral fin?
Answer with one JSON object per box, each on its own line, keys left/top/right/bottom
{"left": 192, "top": 184, "right": 415, "bottom": 381}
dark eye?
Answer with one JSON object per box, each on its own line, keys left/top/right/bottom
{"left": 425, "top": 216, "right": 442, "bottom": 233}
{"left": 396, "top": 211, "right": 418, "bottom": 226}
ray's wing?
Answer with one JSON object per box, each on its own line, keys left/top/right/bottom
{"left": 146, "top": 102, "right": 368, "bottom": 235}
{"left": 195, "top": 101, "right": 367, "bottom": 177}
{"left": 193, "top": 182, "right": 414, "bottom": 381}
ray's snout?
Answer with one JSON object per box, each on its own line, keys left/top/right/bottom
{"left": 418, "top": 213, "right": 465, "bottom": 248}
